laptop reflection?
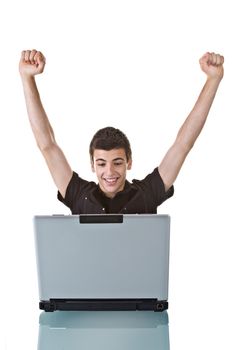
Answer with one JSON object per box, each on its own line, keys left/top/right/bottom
{"left": 38, "top": 310, "right": 169, "bottom": 349}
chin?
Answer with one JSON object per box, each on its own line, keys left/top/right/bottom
{"left": 105, "top": 187, "right": 118, "bottom": 195}
{"left": 102, "top": 186, "right": 119, "bottom": 198}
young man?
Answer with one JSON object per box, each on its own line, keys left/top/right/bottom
{"left": 19, "top": 50, "right": 224, "bottom": 214}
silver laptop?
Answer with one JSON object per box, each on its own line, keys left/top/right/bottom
{"left": 33, "top": 214, "right": 170, "bottom": 312}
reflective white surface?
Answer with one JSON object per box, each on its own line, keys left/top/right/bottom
{"left": 38, "top": 311, "right": 169, "bottom": 349}
{"left": 1, "top": 0, "right": 233, "bottom": 349}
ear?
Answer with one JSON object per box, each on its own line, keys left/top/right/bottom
{"left": 127, "top": 158, "right": 132, "bottom": 170}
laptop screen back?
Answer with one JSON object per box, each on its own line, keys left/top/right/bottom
{"left": 34, "top": 214, "right": 170, "bottom": 301}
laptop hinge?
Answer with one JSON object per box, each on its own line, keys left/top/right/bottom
{"left": 39, "top": 299, "right": 168, "bottom": 312}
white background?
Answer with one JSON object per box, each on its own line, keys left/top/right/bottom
{"left": 1, "top": 0, "right": 232, "bottom": 349}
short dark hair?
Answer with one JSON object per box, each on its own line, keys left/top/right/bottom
{"left": 89, "top": 126, "right": 132, "bottom": 161}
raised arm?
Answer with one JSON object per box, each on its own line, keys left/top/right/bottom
{"left": 19, "top": 50, "right": 73, "bottom": 198}
{"left": 159, "top": 52, "right": 224, "bottom": 192}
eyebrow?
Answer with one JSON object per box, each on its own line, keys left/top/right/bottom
{"left": 95, "top": 157, "right": 125, "bottom": 162}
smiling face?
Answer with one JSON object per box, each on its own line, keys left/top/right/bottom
{"left": 91, "top": 148, "right": 132, "bottom": 198}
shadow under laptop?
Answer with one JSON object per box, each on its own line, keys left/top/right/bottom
{"left": 38, "top": 310, "right": 169, "bottom": 350}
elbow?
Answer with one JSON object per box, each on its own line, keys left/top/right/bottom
{"left": 175, "top": 137, "right": 194, "bottom": 155}
{"left": 183, "top": 141, "right": 194, "bottom": 154}
{"left": 33, "top": 126, "right": 56, "bottom": 153}
{"left": 37, "top": 139, "right": 56, "bottom": 153}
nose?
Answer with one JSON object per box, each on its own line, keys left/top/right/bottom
{"left": 105, "top": 162, "right": 115, "bottom": 176}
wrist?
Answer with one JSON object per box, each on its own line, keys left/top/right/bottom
{"left": 20, "top": 73, "right": 36, "bottom": 83}
{"left": 206, "top": 75, "right": 223, "bottom": 86}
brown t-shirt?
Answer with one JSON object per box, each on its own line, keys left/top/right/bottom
{"left": 58, "top": 167, "right": 174, "bottom": 214}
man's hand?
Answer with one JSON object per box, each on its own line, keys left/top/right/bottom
{"left": 199, "top": 52, "right": 224, "bottom": 81}
{"left": 19, "top": 49, "right": 46, "bottom": 78}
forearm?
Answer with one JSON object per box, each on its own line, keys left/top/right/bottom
{"left": 21, "top": 76, "right": 55, "bottom": 150}
{"left": 176, "top": 77, "right": 222, "bottom": 150}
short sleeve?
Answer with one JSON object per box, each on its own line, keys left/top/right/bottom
{"left": 135, "top": 167, "right": 174, "bottom": 207}
{"left": 57, "top": 171, "right": 90, "bottom": 211}
{"left": 152, "top": 167, "right": 174, "bottom": 205}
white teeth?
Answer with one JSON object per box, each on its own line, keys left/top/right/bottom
{"left": 105, "top": 178, "right": 117, "bottom": 183}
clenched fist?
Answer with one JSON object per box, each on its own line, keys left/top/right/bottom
{"left": 19, "top": 50, "right": 46, "bottom": 78}
{"left": 199, "top": 52, "right": 224, "bottom": 80}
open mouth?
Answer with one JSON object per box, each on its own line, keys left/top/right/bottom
{"left": 103, "top": 177, "right": 119, "bottom": 186}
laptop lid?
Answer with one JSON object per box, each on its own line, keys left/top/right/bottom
{"left": 34, "top": 214, "right": 170, "bottom": 311}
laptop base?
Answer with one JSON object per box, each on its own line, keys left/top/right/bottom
{"left": 40, "top": 299, "right": 168, "bottom": 312}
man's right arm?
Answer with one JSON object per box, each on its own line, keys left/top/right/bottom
{"left": 19, "top": 49, "right": 73, "bottom": 198}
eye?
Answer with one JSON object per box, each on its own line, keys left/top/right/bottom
{"left": 114, "top": 162, "right": 123, "bottom": 166}
{"left": 97, "top": 163, "right": 106, "bottom": 167}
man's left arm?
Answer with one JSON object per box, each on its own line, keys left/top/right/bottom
{"left": 159, "top": 52, "right": 224, "bottom": 192}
